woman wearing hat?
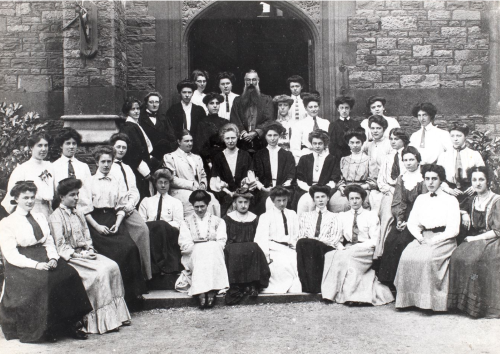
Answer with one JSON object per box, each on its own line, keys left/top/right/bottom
{"left": 273, "top": 94, "right": 295, "bottom": 150}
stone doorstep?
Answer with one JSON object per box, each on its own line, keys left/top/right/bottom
{"left": 141, "top": 290, "right": 323, "bottom": 310}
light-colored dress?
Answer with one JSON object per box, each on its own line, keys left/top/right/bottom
{"left": 395, "top": 188, "right": 460, "bottom": 311}
{"left": 2, "top": 159, "right": 54, "bottom": 218}
{"left": 322, "top": 208, "right": 394, "bottom": 305}
{"left": 255, "top": 206, "right": 302, "bottom": 294}
{"left": 363, "top": 137, "right": 392, "bottom": 215}
{"left": 175, "top": 213, "right": 229, "bottom": 296}
{"left": 49, "top": 205, "right": 131, "bottom": 334}
{"left": 191, "top": 90, "right": 208, "bottom": 114}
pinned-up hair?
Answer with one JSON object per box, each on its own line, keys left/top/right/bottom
{"left": 308, "top": 129, "right": 330, "bottom": 146}
{"left": 389, "top": 128, "right": 410, "bottom": 146}
{"left": 219, "top": 123, "right": 240, "bottom": 141}
{"left": 11, "top": 181, "right": 37, "bottom": 199}
{"left": 153, "top": 168, "right": 173, "bottom": 183}
{"left": 344, "top": 128, "right": 367, "bottom": 144}
{"left": 92, "top": 145, "right": 115, "bottom": 163}
{"left": 189, "top": 190, "right": 212, "bottom": 205}
{"left": 344, "top": 184, "right": 367, "bottom": 201}
{"left": 55, "top": 128, "right": 82, "bottom": 147}
{"left": 421, "top": 163, "right": 446, "bottom": 182}
{"left": 57, "top": 178, "right": 83, "bottom": 197}
{"left": 309, "top": 184, "right": 331, "bottom": 199}
{"left": 335, "top": 96, "right": 355, "bottom": 109}
{"left": 449, "top": 122, "right": 470, "bottom": 136}
{"left": 411, "top": 102, "right": 437, "bottom": 121}
{"left": 269, "top": 186, "right": 291, "bottom": 201}
{"left": 368, "top": 115, "right": 389, "bottom": 131}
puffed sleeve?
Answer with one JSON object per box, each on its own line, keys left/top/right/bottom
{"left": 78, "top": 163, "right": 94, "bottom": 215}
{"left": 254, "top": 213, "right": 271, "bottom": 261}
{"left": 125, "top": 167, "right": 141, "bottom": 207}
{"left": 487, "top": 199, "right": 500, "bottom": 237}
{"left": 407, "top": 196, "right": 425, "bottom": 241}
{"left": 0, "top": 219, "right": 38, "bottom": 268}
{"left": 366, "top": 157, "right": 378, "bottom": 189}
{"left": 298, "top": 213, "right": 308, "bottom": 240}
{"left": 368, "top": 212, "right": 381, "bottom": 247}
{"left": 326, "top": 214, "right": 343, "bottom": 248}
{"left": 138, "top": 198, "right": 150, "bottom": 221}
{"left": 289, "top": 210, "right": 300, "bottom": 247}
{"left": 114, "top": 177, "right": 129, "bottom": 217}
{"left": 178, "top": 220, "right": 194, "bottom": 253}
{"left": 170, "top": 198, "right": 184, "bottom": 229}
{"left": 216, "top": 218, "right": 227, "bottom": 249}
{"left": 48, "top": 210, "right": 74, "bottom": 261}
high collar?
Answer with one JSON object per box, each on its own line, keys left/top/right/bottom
{"left": 315, "top": 206, "right": 327, "bottom": 213}
{"left": 59, "top": 154, "right": 74, "bottom": 162}
{"left": 267, "top": 145, "right": 280, "bottom": 153}
{"left": 306, "top": 115, "right": 319, "bottom": 120}
{"left": 272, "top": 205, "right": 287, "bottom": 213}
{"left": 14, "top": 207, "right": 29, "bottom": 216}
{"left": 176, "top": 147, "right": 192, "bottom": 157}
{"left": 60, "top": 203, "right": 76, "bottom": 215}
{"left": 349, "top": 207, "right": 364, "bottom": 215}
{"left": 95, "top": 170, "right": 111, "bottom": 179}
{"left": 372, "top": 136, "right": 386, "bottom": 144}
{"left": 29, "top": 157, "right": 45, "bottom": 165}
{"left": 339, "top": 116, "right": 350, "bottom": 121}
{"left": 146, "top": 109, "right": 158, "bottom": 116}
{"left": 126, "top": 116, "right": 139, "bottom": 124}
{"left": 421, "top": 124, "right": 435, "bottom": 132}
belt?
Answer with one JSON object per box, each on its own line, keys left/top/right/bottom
{"left": 423, "top": 226, "right": 446, "bottom": 233}
{"left": 92, "top": 207, "right": 115, "bottom": 214}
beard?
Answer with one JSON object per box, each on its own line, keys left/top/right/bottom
{"left": 241, "top": 85, "right": 261, "bottom": 111}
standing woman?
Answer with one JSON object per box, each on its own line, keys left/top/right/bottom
{"left": 394, "top": 164, "right": 460, "bottom": 311}
{"left": 223, "top": 189, "right": 270, "bottom": 304}
{"left": 85, "top": 146, "right": 148, "bottom": 303}
{"left": 360, "top": 96, "right": 400, "bottom": 141}
{"left": 378, "top": 146, "right": 426, "bottom": 285}
{"left": 209, "top": 123, "right": 254, "bottom": 216}
{"left": 2, "top": 133, "right": 54, "bottom": 219}
{"left": 448, "top": 166, "right": 500, "bottom": 318}
{"left": 191, "top": 69, "right": 209, "bottom": 114}
{"left": 273, "top": 94, "right": 295, "bottom": 150}
{"left": 49, "top": 178, "right": 131, "bottom": 334}
{"left": 0, "top": 182, "right": 91, "bottom": 342}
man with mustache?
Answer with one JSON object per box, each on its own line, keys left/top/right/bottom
{"left": 230, "top": 70, "right": 274, "bottom": 153}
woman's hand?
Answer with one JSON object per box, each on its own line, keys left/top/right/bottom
{"left": 396, "top": 221, "right": 407, "bottom": 231}
{"left": 109, "top": 224, "right": 119, "bottom": 234}
{"left": 47, "top": 259, "right": 58, "bottom": 269}
{"left": 339, "top": 186, "right": 346, "bottom": 196}
{"left": 96, "top": 224, "right": 111, "bottom": 235}
{"left": 464, "top": 186, "right": 475, "bottom": 196}
{"left": 464, "top": 236, "right": 479, "bottom": 243}
{"left": 418, "top": 237, "right": 428, "bottom": 245}
{"left": 35, "top": 262, "right": 51, "bottom": 271}
{"left": 461, "top": 213, "right": 471, "bottom": 230}
{"left": 198, "top": 182, "right": 207, "bottom": 191}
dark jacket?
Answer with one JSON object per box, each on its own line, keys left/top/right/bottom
{"left": 211, "top": 149, "right": 253, "bottom": 192}
{"left": 328, "top": 118, "right": 361, "bottom": 158}
{"left": 138, "top": 109, "right": 176, "bottom": 161}
{"left": 252, "top": 148, "right": 296, "bottom": 188}
{"left": 165, "top": 102, "right": 206, "bottom": 145}
{"left": 296, "top": 153, "right": 341, "bottom": 186}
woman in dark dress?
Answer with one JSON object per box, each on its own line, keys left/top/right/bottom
{"left": 0, "top": 182, "right": 91, "bottom": 342}
{"left": 378, "top": 146, "right": 426, "bottom": 285}
{"left": 448, "top": 166, "right": 500, "bottom": 318}
{"left": 223, "top": 189, "right": 270, "bottom": 304}
{"left": 210, "top": 123, "right": 255, "bottom": 216}
{"left": 85, "top": 146, "right": 148, "bottom": 303}
{"left": 194, "top": 92, "right": 228, "bottom": 171}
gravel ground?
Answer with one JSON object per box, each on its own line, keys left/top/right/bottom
{"left": 1, "top": 301, "right": 499, "bottom": 354}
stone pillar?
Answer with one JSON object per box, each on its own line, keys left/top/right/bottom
{"left": 61, "top": 0, "right": 127, "bottom": 143}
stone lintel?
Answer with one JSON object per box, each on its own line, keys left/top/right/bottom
{"left": 62, "top": 114, "right": 121, "bottom": 144}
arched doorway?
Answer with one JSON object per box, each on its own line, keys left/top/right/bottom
{"left": 187, "top": 1, "right": 315, "bottom": 96}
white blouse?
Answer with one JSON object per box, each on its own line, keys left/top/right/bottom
{"left": 0, "top": 208, "right": 59, "bottom": 268}
{"left": 178, "top": 213, "right": 227, "bottom": 252}
{"left": 337, "top": 208, "right": 380, "bottom": 246}
{"left": 223, "top": 148, "right": 239, "bottom": 177}
{"left": 88, "top": 171, "right": 128, "bottom": 216}
{"left": 298, "top": 208, "right": 342, "bottom": 248}
{"left": 110, "top": 160, "right": 140, "bottom": 207}
{"left": 138, "top": 193, "right": 184, "bottom": 229}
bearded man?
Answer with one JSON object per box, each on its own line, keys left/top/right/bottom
{"left": 230, "top": 70, "right": 274, "bottom": 153}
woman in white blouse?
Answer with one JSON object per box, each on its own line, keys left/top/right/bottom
{"left": 190, "top": 69, "right": 209, "bottom": 114}
{"left": 2, "top": 132, "right": 54, "bottom": 218}
{"left": 394, "top": 164, "right": 460, "bottom": 311}
{"left": 0, "top": 181, "right": 91, "bottom": 342}
{"left": 175, "top": 190, "right": 229, "bottom": 308}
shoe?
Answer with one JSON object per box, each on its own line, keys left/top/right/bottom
{"left": 122, "top": 320, "right": 131, "bottom": 326}
{"left": 207, "top": 292, "right": 217, "bottom": 308}
{"left": 249, "top": 285, "right": 259, "bottom": 298}
{"left": 198, "top": 293, "right": 207, "bottom": 309}
{"left": 72, "top": 329, "right": 88, "bottom": 340}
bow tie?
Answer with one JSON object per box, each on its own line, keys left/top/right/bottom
{"left": 430, "top": 192, "right": 437, "bottom": 197}
{"left": 148, "top": 111, "right": 157, "bottom": 117}
{"left": 99, "top": 176, "right": 111, "bottom": 181}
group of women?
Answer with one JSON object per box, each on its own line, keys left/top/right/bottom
{"left": 0, "top": 91, "right": 498, "bottom": 343}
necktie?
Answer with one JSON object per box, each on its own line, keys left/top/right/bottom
{"left": 281, "top": 210, "right": 288, "bottom": 235}
{"left": 390, "top": 152, "right": 401, "bottom": 180}
{"left": 314, "top": 210, "right": 322, "bottom": 238}
{"left": 420, "top": 127, "right": 426, "bottom": 148}
{"left": 313, "top": 117, "right": 319, "bottom": 131}
{"left": 315, "top": 153, "right": 321, "bottom": 172}
{"left": 26, "top": 212, "right": 44, "bottom": 241}
{"left": 352, "top": 210, "right": 359, "bottom": 244}
{"left": 295, "top": 97, "right": 300, "bottom": 120}
{"left": 156, "top": 194, "right": 163, "bottom": 221}
{"left": 115, "top": 161, "right": 129, "bottom": 191}
{"left": 454, "top": 147, "right": 464, "bottom": 188}
{"left": 68, "top": 159, "right": 76, "bottom": 178}
{"left": 226, "top": 94, "right": 230, "bottom": 113}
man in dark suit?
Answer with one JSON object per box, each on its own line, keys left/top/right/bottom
{"left": 138, "top": 91, "right": 176, "bottom": 161}
{"left": 165, "top": 80, "right": 206, "bottom": 147}
{"left": 230, "top": 70, "right": 274, "bottom": 153}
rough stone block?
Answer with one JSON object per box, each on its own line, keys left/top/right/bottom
{"left": 349, "top": 70, "right": 382, "bottom": 82}
{"left": 371, "top": 50, "right": 388, "bottom": 55}
{"left": 377, "top": 38, "right": 397, "bottom": 49}
{"left": 433, "top": 50, "right": 453, "bottom": 57}
{"left": 383, "top": 73, "right": 400, "bottom": 82}
{"left": 446, "top": 1, "right": 470, "bottom": 10}
{"left": 90, "top": 75, "right": 114, "bottom": 86}
{"left": 377, "top": 55, "right": 400, "bottom": 65}
{"left": 384, "top": 65, "right": 411, "bottom": 74}
{"left": 7, "top": 25, "right": 31, "bottom": 32}
{"left": 441, "top": 27, "right": 467, "bottom": 37}
{"left": 440, "top": 80, "right": 463, "bottom": 88}
{"left": 428, "top": 10, "right": 451, "bottom": 20}
{"left": 446, "top": 65, "right": 462, "bottom": 73}
{"left": 18, "top": 75, "right": 50, "bottom": 92}
{"left": 401, "top": 1, "right": 422, "bottom": 9}
{"left": 462, "top": 65, "right": 482, "bottom": 74}
{"left": 452, "top": 10, "right": 480, "bottom": 20}
{"left": 475, "top": 123, "right": 495, "bottom": 132}
{"left": 411, "top": 65, "right": 427, "bottom": 73}
{"left": 429, "top": 65, "right": 446, "bottom": 74}
{"left": 65, "top": 76, "right": 89, "bottom": 87}
{"left": 424, "top": 2, "right": 446, "bottom": 9}
{"left": 0, "top": 8, "right": 15, "bottom": 16}
{"left": 455, "top": 50, "right": 488, "bottom": 64}
{"left": 458, "top": 73, "right": 482, "bottom": 79}
{"left": 398, "top": 37, "right": 422, "bottom": 48}
{"left": 41, "top": 10, "right": 62, "bottom": 23}
{"left": 357, "top": 1, "right": 386, "bottom": 10}
{"left": 11, "top": 58, "right": 46, "bottom": 68}
{"left": 389, "top": 49, "right": 412, "bottom": 56}
{"left": 400, "top": 74, "right": 439, "bottom": 88}
{"left": 413, "top": 45, "right": 432, "bottom": 57}
{"left": 381, "top": 16, "right": 417, "bottom": 30}
{"left": 469, "top": 1, "right": 485, "bottom": 10}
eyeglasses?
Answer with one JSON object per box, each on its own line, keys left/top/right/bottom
{"left": 196, "top": 80, "right": 207, "bottom": 84}
{"left": 244, "top": 78, "right": 259, "bottom": 83}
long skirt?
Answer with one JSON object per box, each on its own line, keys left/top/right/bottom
{"left": 448, "top": 237, "right": 500, "bottom": 318}
{"left": 175, "top": 241, "right": 229, "bottom": 296}
{"left": 68, "top": 255, "right": 131, "bottom": 334}
{"left": 0, "top": 244, "right": 92, "bottom": 343}
{"left": 296, "top": 238, "right": 334, "bottom": 293}
{"left": 322, "top": 243, "right": 394, "bottom": 305}
{"left": 262, "top": 241, "right": 302, "bottom": 294}
{"left": 88, "top": 209, "right": 148, "bottom": 302}
{"left": 225, "top": 242, "right": 271, "bottom": 289}
{"left": 374, "top": 192, "right": 394, "bottom": 258}
{"left": 123, "top": 210, "right": 152, "bottom": 280}
{"left": 378, "top": 227, "right": 415, "bottom": 283}
{"left": 169, "top": 188, "right": 220, "bottom": 218}
{"left": 394, "top": 231, "right": 457, "bottom": 311}
{"left": 145, "top": 220, "right": 182, "bottom": 275}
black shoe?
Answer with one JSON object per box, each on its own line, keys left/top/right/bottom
{"left": 72, "top": 329, "right": 88, "bottom": 340}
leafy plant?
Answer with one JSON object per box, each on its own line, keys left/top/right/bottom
{"left": 467, "top": 130, "right": 500, "bottom": 193}
{"left": 0, "top": 102, "right": 47, "bottom": 190}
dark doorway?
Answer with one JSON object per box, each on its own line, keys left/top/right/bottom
{"left": 188, "top": 1, "right": 313, "bottom": 97}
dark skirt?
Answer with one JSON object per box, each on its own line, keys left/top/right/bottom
{"left": 0, "top": 244, "right": 92, "bottom": 343}
{"left": 224, "top": 242, "right": 271, "bottom": 288}
{"left": 89, "top": 208, "right": 148, "bottom": 302}
{"left": 296, "top": 238, "right": 334, "bottom": 293}
{"left": 377, "top": 227, "right": 415, "bottom": 283}
{"left": 146, "top": 220, "right": 182, "bottom": 275}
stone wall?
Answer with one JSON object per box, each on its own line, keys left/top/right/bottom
{"left": 0, "top": 1, "right": 63, "bottom": 119}
{"left": 348, "top": 1, "right": 488, "bottom": 90}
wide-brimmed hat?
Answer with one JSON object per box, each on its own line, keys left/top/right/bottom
{"left": 273, "top": 94, "right": 294, "bottom": 106}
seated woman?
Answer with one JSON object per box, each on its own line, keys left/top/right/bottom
{"left": 252, "top": 121, "right": 296, "bottom": 215}
{"left": 322, "top": 185, "right": 394, "bottom": 305}
{"left": 378, "top": 146, "right": 426, "bottom": 286}
{"left": 255, "top": 186, "right": 301, "bottom": 294}
{"left": 195, "top": 92, "right": 228, "bottom": 171}
{"left": 0, "top": 182, "right": 91, "bottom": 343}
{"left": 273, "top": 94, "right": 295, "bottom": 150}
{"left": 448, "top": 166, "right": 500, "bottom": 318}
{"left": 374, "top": 128, "right": 410, "bottom": 258}
{"left": 210, "top": 123, "right": 255, "bottom": 216}
{"left": 394, "top": 164, "right": 460, "bottom": 311}
{"left": 329, "top": 128, "right": 376, "bottom": 213}
{"left": 360, "top": 96, "right": 400, "bottom": 141}
{"left": 296, "top": 185, "right": 342, "bottom": 294}
{"left": 49, "top": 178, "right": 131, "bottom": 334}
{"left": 1, "top": 133, "right": 54, "bottom": 219}
{"left": 294, "top": 129, "right": 341, "bottom": 215}
{"left": 139, "top": 168, "right": 184, "bottom": 276}
{"left": 175, "top": 190, "right": 229, "bottom": 309}
{"left": 223, "top": 189, "right": 271, "bottom": 304}
{"left": 164, "top": 129, "right": 220, "bottom": 217}
{"left": 85, "top": 146, "right": 148, "bottom": 303}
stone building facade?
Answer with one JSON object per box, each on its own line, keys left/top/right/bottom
{"left": 0, "top": 0, "right": 499, "bottom": 141}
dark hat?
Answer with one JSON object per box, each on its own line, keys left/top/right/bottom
{"left": 272, "top": 94, "right": 294, "bottom": 106}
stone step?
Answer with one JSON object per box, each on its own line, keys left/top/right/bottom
{"left": 141, "top": 290, "right": 322, "bottom": 310}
